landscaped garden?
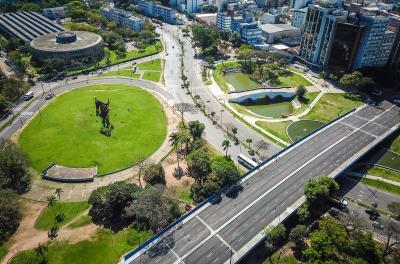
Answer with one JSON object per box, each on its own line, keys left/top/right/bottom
{"left": 97, "top": 59, "right": 163, "bottom": 82}
{"left": 302, "top": 93, "right": 363, "bottom": 122}
{"left": 19, "top": 84, "right": 167, "bottom": 174}
{"left": 213, "top": 61, "right": 311, "bottom": 92}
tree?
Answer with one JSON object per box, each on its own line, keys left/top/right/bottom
{"left": 205, "top": 56, "right": 215, "bottom": 69}
{"left": 174, "top": 103, "right": 197, "bottom": 123}
{"left": 222, "top": 139, "right": 231, "bottom": 158}
{"left": 0, "top": 144, "right": 31, "bottom": 194}
{"left": 0, "top": 189, "right": 21, "bottom": 244}
{"left": 188, "top": 120, "right": 205, "bottom": 140}
{"left": 304, "top": 216, "right": 349, "bottom": 262}
{"left": 34, "top": 243, "right": 48, "bottom": 264}
{"left": 186, "top": 149, "right": 211, "bottom": 184}
{"left": 230, "top": 32, "right": 241, "bottom": 48}
{"left": 190, "top": 180, "right": 219, "bottom": 203}
{"left": 255, "top": 140, "right": 270, "bottom": 158}
{"left": 143, "top": 164, "right": 165, "bottom": 185}
{"left": 387, "top": 202, "right": 400, "bottom": 220}
{"left": 47, "top": 195, "right": 57, "bottom": 217}
{"left": 0, "top": 94, "right": 11, "bottom": 113}
{"left": 264, "top": 223, "right": 287, "bottom": 263}
{"left": 296, "top": 85, "right": 306, "bottom": 99}
{"left": 304, "top": 176, "right": 339, "bottom": 204}
{"left": 339, "top": 71, "right": 363, "bottom": 89}
{"left": 169, "top": 132, "right": 181, "bottom": 168}
{"left": 289, "top": 225, "right": 307, "bottom": 250}
{"left": 88, "top": 182, "right": 140, "bottom": 224}
{"left": 246, "top": 138, "right": 253, "bottom": 149}
{"left": 124, "top": 187, "right": 180, "bottom": 232}
{"left": 136, "top": 156, "right": 150, "bottom": 188}
{"left": 210, "top": 156, "right": 239, "bottom": 187}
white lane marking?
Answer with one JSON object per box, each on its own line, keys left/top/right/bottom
{"left": 163, "top": 240, "right": 184, "bottom": 264}
{"left": 340, "top": 121, "right": 378, "bottom": 138}
{"left": 67, "top": 190, "right": 72, "bottom": 200}
{"left": 353, "top": 114, "right": 391, "bottom": 129}
{"left": 196, "top": 216, "right": 236, "bottom": 253}
{"left": 176, "top": 105, "right": 395, "bottom": 264}
{"left": 81, "top": 189, "right": 86, "bottom": 198}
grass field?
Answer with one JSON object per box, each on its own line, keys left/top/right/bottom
{"left": 367, "top": 166, "right": 400, "bottom": 183}
{"left": 389, "top": 135, "right": 400, "bottom": 153}
{"left": 68, "top": 215, "right": 93, "bottom": 229}
{"left": 224, "top": 72, "right": 261, "bottom": 91}
{"left": 376, "top": 150, "right": 400, "bottom": 172}
{"left": 9, "top": 227, "right": 151, "bottom": 264}
{"left": 70, "top": 41, "right": 163, "bottom": 75}
{"left": 354, "top": 177, "right": 400, "bottom": 195}
{"left": 35, "top": 202, "right": 89, "bottom": 230}
{"left": 98, "top": 67, "right": 140, "bottom": 78}
{"left": 142, "top": 71, "right": 161, "bottom": 82}
{"left": 137, "top": 59, "right": 162, "bottom": 71}
{"left": 302, "top": 93, "right": 363, "bottom": 122}
{"left": 213, "top": 61, "right": 241, "bottom": 92}
{"left": 287, "top": 120, "right": 325, "bottom": 142}
{"left": 277, "top": 71, "right": 312, "bottom": 87}
{"left": 256, "top": 121, "right": 292, "bottom": 142}
{"left": 0, "top": 242, "right": 9, "bottom": 261}
{"left": 292, "top": 92, "right": 319, "bottom": 115}
{"left": 19, "top": 84, "right": 167, "bottom": 174}
{"left": 246, "top": 102, "right": 293, "bottom": 118}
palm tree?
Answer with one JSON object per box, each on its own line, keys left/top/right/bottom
{"left": 169, "top": 132, "right": 181, "bottom": 168}
{"left": 34, "top": 243, "right": 48, "bottom": 264}
{"left": 47, "top": 195, "right": 57, "bottom": 220}
{"left": 222, "top": 139, "right": 231, "bottom": 158}
{"left": 246, "top": 138, "right": 253, "bottom": 149}
{"left": 188, "top": 121, "right": 205, "bottom": 140}
{"left": 55, "top": 188, "right": 64, "bottom": 222}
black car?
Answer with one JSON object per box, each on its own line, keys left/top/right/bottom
{"left": 45, "top": 93, "right": 54, "bottom": 100}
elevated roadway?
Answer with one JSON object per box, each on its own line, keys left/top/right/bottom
{"left": 124, "top": 101, "right": 399, "bottom": 264}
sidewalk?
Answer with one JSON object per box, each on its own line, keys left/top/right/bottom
{"left": 345, "top": 171, "right": 400, "bottom": 187}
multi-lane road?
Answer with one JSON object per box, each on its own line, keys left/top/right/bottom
{"left": 125, "top": 101, "right": 399, "bottom": 264}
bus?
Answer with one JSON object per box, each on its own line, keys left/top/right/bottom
{"left": 238, "top": 153, "right": 258, "bottom": 170}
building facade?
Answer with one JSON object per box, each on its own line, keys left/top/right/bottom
{"left": 291, "top": 7, "right": 307, "bottom": 29}
{"left": 352, "top": 14, "right": 393, "bottom": 69}
{"left": 239, "top": 22, "right": 262, "bottom": 44}
{"left": 135, "top": 0, "right": 177, "bottom": 24}
{"left": 216, "top": 12, "right": 232, "bottom": 32}
{"left": 43, "top": 6, "right": 68, "bottom": 20}
{"left": 100, "top": 8, "right": 144, "bottom": 31}
{"left": 299, "top": 4, "right": 347, "bottom": 68}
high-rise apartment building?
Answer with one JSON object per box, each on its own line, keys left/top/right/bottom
{"left": 299, "top": 4, "right": 348, "bottom": 67}
{"left": 352, "top": 14, "right": 394, "bottom": 69}
{"left": 216, "top": 12, "right": 232, "bottom": 32}
{"left": 135, "top": 0, "right": 177, "bottom": 24}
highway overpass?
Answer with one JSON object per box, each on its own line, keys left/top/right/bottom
{"left": 123, "top": 101, "right": 399, "bottom": 264}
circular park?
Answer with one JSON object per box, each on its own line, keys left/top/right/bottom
{"left": 18, "top": 84, "right": 167, "bottom": 175}
{"left": 286, "top": 120, "right": 325, "bottom": 143}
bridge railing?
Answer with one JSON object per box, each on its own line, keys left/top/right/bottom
{"left": 123, "top": 108, "right": 358, "bottom": 263}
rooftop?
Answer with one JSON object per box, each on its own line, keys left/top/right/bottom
{"left": 30, "top": 31, "right": 102, "bottom": 52}
{"left": 259, "top": 24, "right": 299, "bottom": 33}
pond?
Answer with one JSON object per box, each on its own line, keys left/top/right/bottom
{"left": 246, "top": 102, "right": 294, "bottom": 118}
{"left": 224, "top": 72, "right": 261, "bottom": 91}
{"left": 230, "top": 92, "right": 295, "bottom": 104}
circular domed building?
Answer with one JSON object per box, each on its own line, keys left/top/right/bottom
{"left": 30, "top": 31, "right": 104, "bottom": 61}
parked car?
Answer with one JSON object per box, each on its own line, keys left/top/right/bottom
{"left": 45, "top": 93, "right": 54, "bottom": 100}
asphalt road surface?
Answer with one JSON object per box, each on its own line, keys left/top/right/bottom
{"left": 126, "top": 101, "right": 399, "bottom": 264}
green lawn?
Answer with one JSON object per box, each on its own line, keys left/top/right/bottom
{"left": 224, "top": 72, "right": 261, "bottom": 91}
{"left": 264, "top": 253, "right": 299, "bottom": 264}
{"left": 19, "top": 84, "right": 167, "bottom": 174}
{"left": 98, "top": 67, "right": 140, "bottom": 78}
{"left": 176, "top": 188, "right": 193, "bottom": 204}
{"left": 35, "top": 202, "right": 89, "bottom": 230}
{"left": 389, "top": 135, "right": 400, "bottom": 153}
{"left": 142, "top": 71, "right": 161, "bottom": 82}
{"left": 213, "top": 61, "right": 241, "bottom": 93}
{"left": 246, "top": 102, "right": 293, "bottom": 118}
{"left": 287, "top": 120, "right": 325, "bottom": 142}
{"left": 367, "top": 166, "right": 400, "bottom": 183}
{"left": 9, "top": 227, "right": 151, "bottom": 264}
{"left": 355, "top": 177, "right": 400, "bottom": 195}
{"left": 68, "top": 215, "right": 93, "bottom": 229}
{"left": 302, "top": 93, "right": 363, "bottom": 122}
{"left": 376, "top": 150, "right": 400, "bottom": 171}
{"left": 292, "top": 92, "right": 319, "bottom": 115}
{"left": 136, "top": 59, "right": 162, "bottom": 71}
{"left": 70, "top": 41, "right": 163, "bottom": 75}
{"left": 277, "top": 71, "right": 312, "bottom": 87}
{"left": 256, "top": 121, "right": 292, "bottom": 142}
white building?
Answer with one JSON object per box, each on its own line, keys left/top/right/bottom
{"left": 216, "top": 12, "right": 232, "bottom": 32}
{"left": 43, "top": 6, "right": 68, "bottom": 20}
{"left": 100, "top": 8, "right": 144, "bottom": 31}
{"left": 291, "top": 7, "right": 307, "bottom": 29}
{"left": 259, "top": 23, "right": 300, "bottom": 43}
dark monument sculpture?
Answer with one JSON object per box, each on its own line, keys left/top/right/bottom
{"left": 94, "top": 97, "right": 113, "bottom": 136}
